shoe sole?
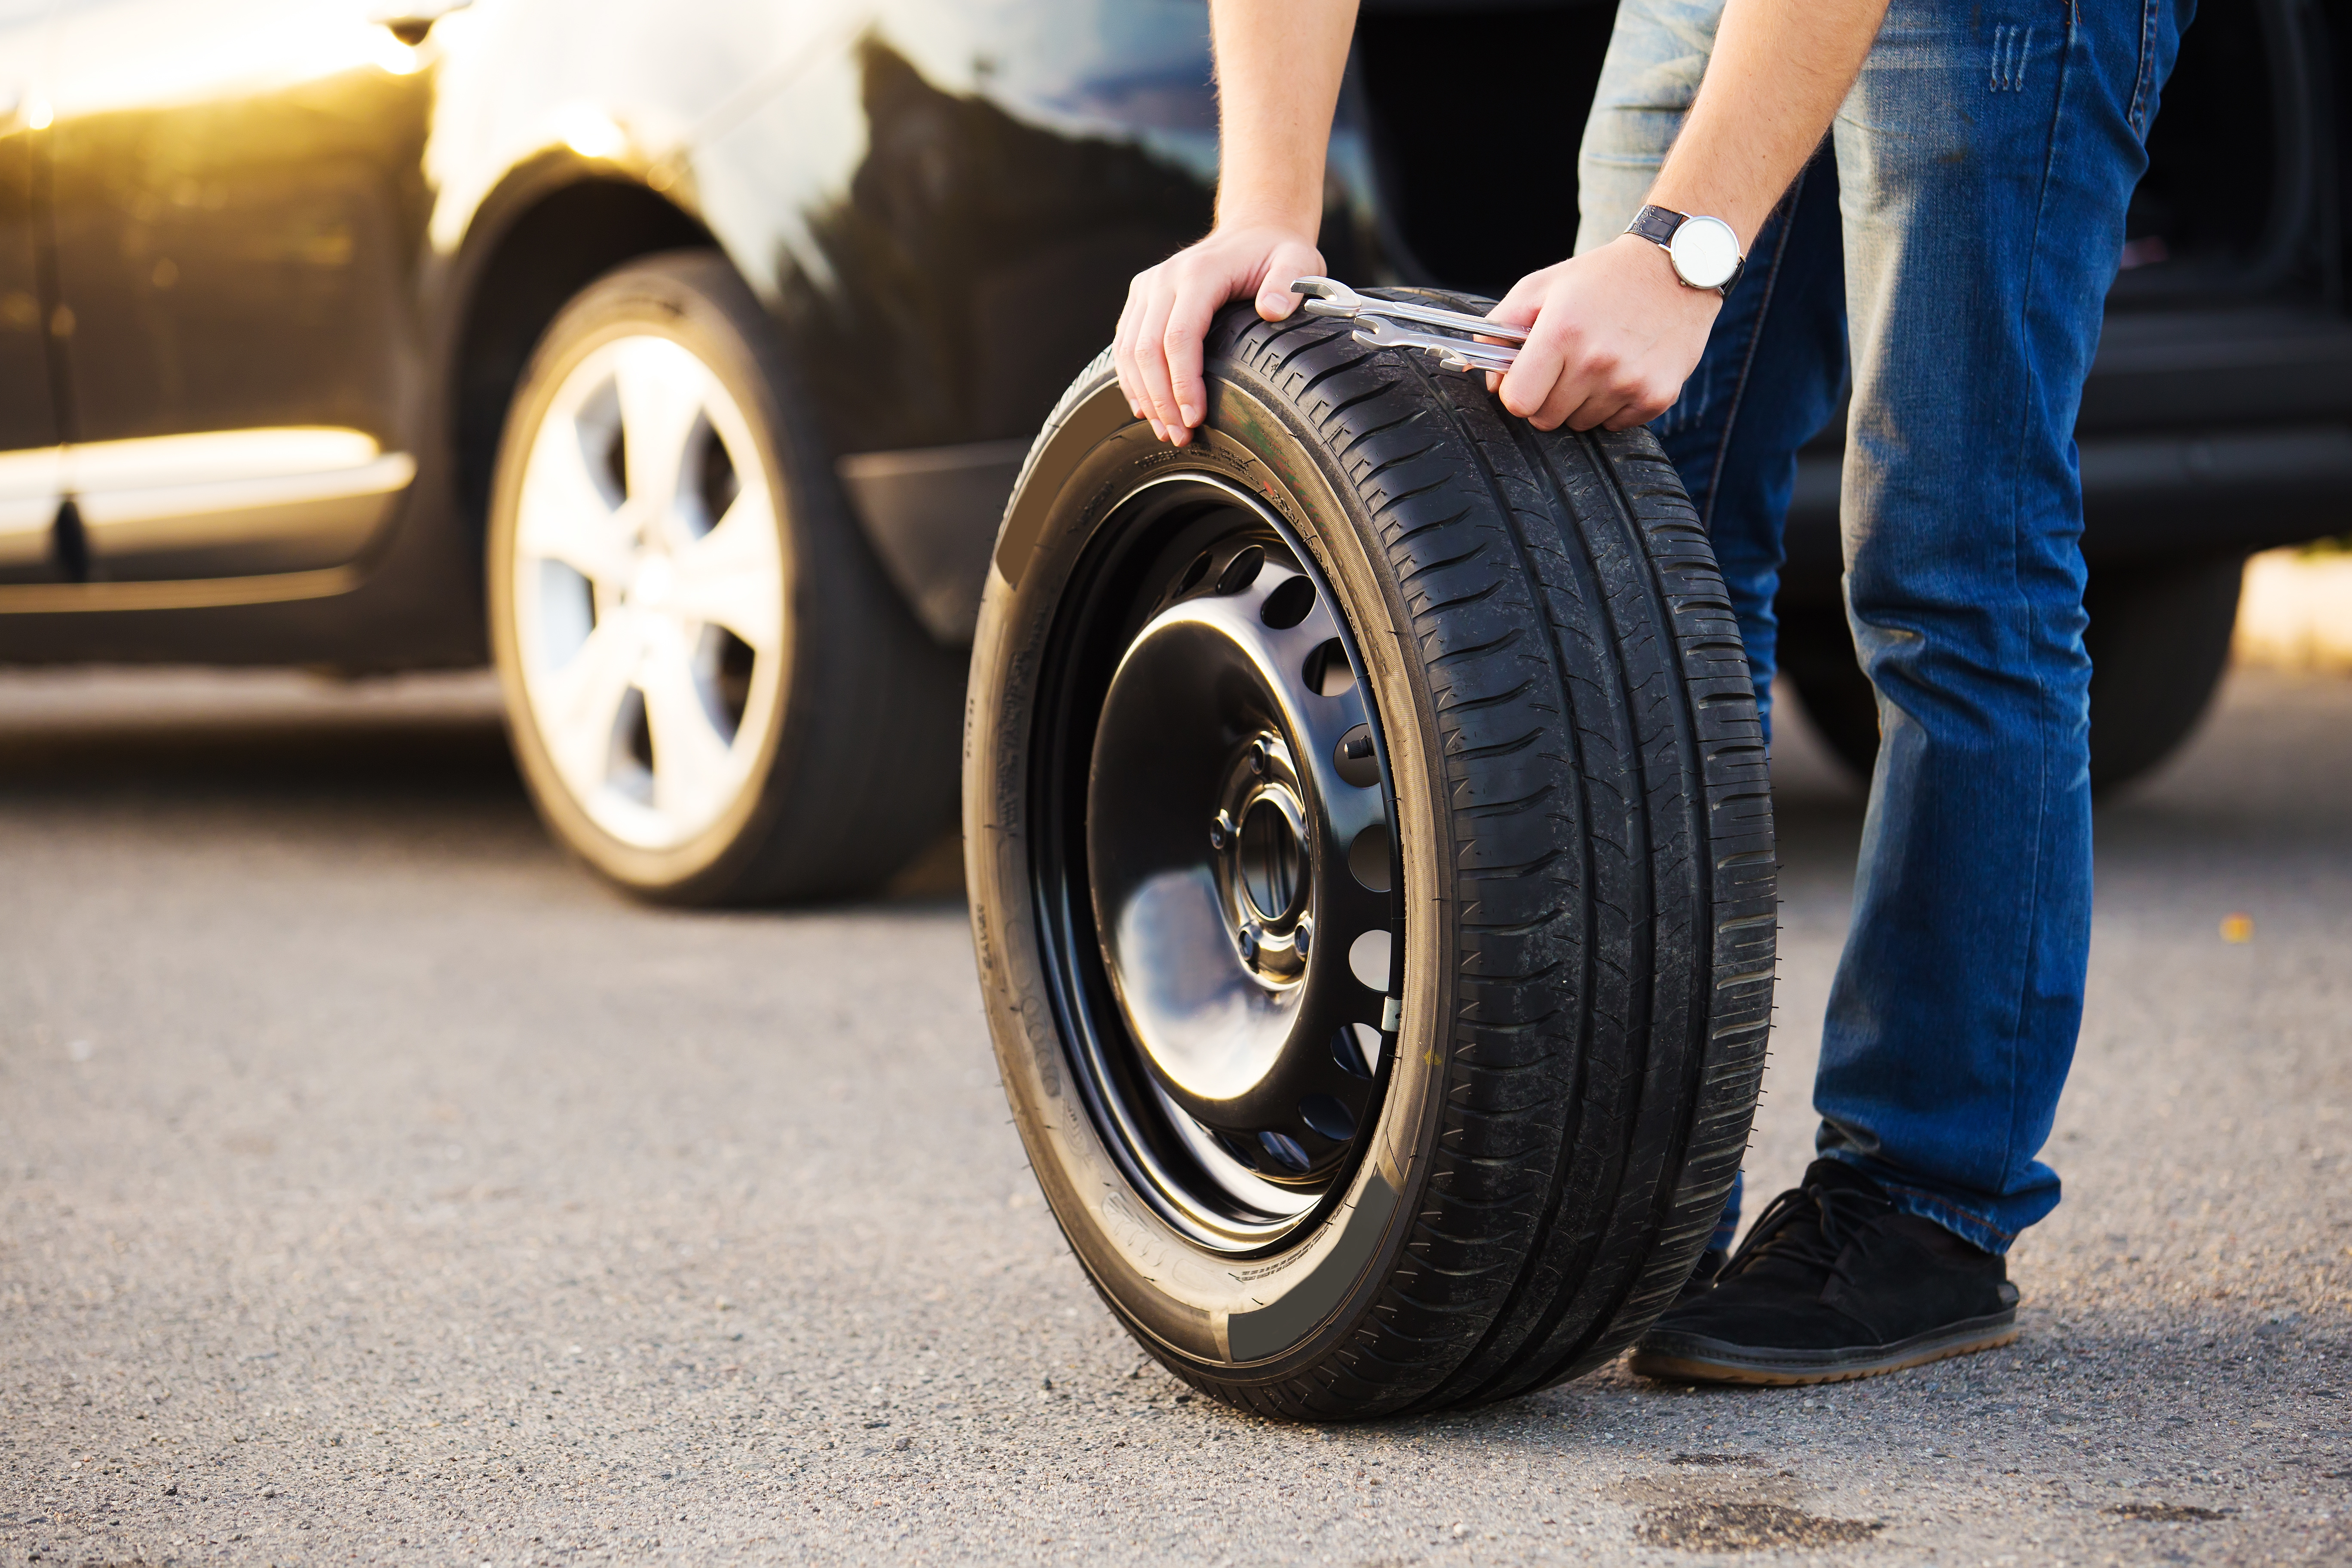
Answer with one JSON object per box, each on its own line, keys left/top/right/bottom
{"left": 1627, "top": 1311, "right": 2020, "bottom": 1387}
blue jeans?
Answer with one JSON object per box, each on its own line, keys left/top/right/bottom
{"left": 1578, "top": 0, "right": 2191, "bottom": 1253}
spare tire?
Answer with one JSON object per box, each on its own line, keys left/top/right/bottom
{"left": 963, "top": 296, "right": 1776, "bottom": 1419}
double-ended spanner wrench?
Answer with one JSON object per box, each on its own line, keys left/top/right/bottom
{"left": 1293, "top": 276, "right": 1524, "bottom": 376}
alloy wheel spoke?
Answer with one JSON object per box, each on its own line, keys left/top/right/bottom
{"left": 518, "top": 418, "right": 636, "bottom": 588}
{"left": 638, "top": 634, "right": 738, "bottom": 823}
{"left": 666, "top": 486, "right": 784, "bottom": 655}
{"left": 538, "top": 613, "right": 642, "bottom": 801}
{"left": 613, "top": 338, "right": 710, "bottom": 524}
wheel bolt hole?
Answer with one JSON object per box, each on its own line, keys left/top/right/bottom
{"left": 1306, "top": 639, "right": 1356, "bottom": 698}
{"left": 1260, "top": 574, "right": 1315, "bottom": 629}
{"left": 1214, "top": 545, "right": 1265, "bottom": 596}
{"left": 1331, "top": 1023, "right": 1378, "bottom": 1080}
{"left": 1348, "top": 821, "right": 1393, "bottom": 893}
{"left": 1298, "top": 1094, "right": 1356, "bottom": 1142}
{"left": 1256, "top": 1130, "right": 1310, "bottom": 1173}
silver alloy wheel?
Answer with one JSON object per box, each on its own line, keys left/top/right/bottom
{"left": 509, "top": 334, "right": 786, "bottom": 851}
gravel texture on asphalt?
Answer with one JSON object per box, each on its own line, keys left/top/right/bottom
{"left": 1, "top": 664, "right": 2347, "bottom": 1567}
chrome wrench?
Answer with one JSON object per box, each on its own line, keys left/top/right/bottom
{"left": 1292, "top": 276, "right": 1523, "bottom": 376}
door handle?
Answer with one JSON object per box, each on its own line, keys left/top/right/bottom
{"left": 370, "top": 0, "right": 472, "bottom": 46}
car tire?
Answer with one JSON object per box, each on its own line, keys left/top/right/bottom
{"left": 487, "top": 251, "right": 962, "bottom": 903}
{"left": 1781, "top": 553, "right": 2245, "bottom": 794}
{"left": 963, "top": 298, "right": 1776, "bottom": 1419}
{"left": 2078, "top": 553, "right": 2246, "bottom": 788}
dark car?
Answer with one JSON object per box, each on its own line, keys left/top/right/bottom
{"left": 0, "top": 0, "right": 2343, "bottom": 901}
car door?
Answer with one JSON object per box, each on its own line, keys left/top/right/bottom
{"left": 44, "top": 0, "right": 435, "bottom": 581}
{"left": 0, "top": 0, "right": 62, "bottom": 585}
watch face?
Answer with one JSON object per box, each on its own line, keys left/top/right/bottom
{"left": 1668, "top": 216, "right": 1742, "bottom": 290}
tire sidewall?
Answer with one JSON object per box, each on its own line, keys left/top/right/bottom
{"left": 487, "top": 255, "right": 803, "bottom": 900}
{"left": 964, "top": 357, "right": 1458, "bottom": 1403}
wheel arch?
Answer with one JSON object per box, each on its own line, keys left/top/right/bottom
{"left": 445, "top": 167, "right": 720, "bottom": 565}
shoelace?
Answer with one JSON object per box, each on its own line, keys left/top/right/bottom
{"left": 1718, "top": 1176, "right": 1893, "bottom": 1287}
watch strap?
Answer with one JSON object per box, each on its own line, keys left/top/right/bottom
{"left": 1627, "top": 204, "right": 1684, "bottom": 248}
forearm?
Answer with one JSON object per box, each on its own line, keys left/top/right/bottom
{"left": 1647, "top": 0, "right": 1889, "bottom": 245}
{"left": 1209, "top": 0, "right": 1360, "bottom": 234}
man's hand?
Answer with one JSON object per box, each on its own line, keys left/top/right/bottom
{"left": 1480, "top": 0, "right": 1888, "bottom": 433}
{"left": 1485, "top": 235, "right": 1724, "bottom": 432}
{"left": 1114, "top": 226, "right": 1325, "bottom": 447}
{"left": 1115, "top": 0, "right": 1357, "bottom": 446}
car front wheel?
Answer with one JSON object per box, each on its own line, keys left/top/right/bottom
{"left": 488, "top": 251, "right": 961, "bottom": 903}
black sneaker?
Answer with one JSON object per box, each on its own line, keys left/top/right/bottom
{"left": 1673, "top": 1245, "right": 1731, "bottom": 1305}
{"left": 1629, "top": 1158, "right": 2021, "bottom": 1385}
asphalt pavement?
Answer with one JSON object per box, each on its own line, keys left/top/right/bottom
{"left": 2, "top": 661, "right": 2347, "bottom": 1567}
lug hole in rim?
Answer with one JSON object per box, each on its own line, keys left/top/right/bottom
{"left": 1348, "top": 821, "right": 1393, "bottom": 894}
{"left": 1298, "top": 1094, "right": 1357, "bottom": 1142}
{"left": 1214, "top": 545, "right": 1265, "bottom": 595}
{"left": 1333, "top": 723, "right": 1380, "bottom": 787}
{"left": 1306, "top": 639, "right": 1356, "bottom": 698}
{"left": 1260, "top": 574, "right": 1315, "bottom": 629}
{"left": 1332, "top": 1024, "right": 1377, "bottom": 1080}
{"left": 1257, "top": 1130, "right": 1311, "bottom": 1173}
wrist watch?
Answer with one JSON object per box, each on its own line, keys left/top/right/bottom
{"left": 1626, "top": 205, "right": 1745, "bottom": 296}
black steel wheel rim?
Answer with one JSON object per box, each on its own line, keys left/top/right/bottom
{"left": 1031, "top": 471, "right": 1403, "bottom": 1255}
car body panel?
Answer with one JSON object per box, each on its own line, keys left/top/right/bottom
{"left": 43, "top": 0, "right": 433, "bottom": 579}
{"left": 0, "top": 0, "right": 2338, "bottom": 665}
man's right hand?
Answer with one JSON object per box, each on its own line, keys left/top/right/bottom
{"left": 1113, "top": 225, "right": 1325, "bottom": 447}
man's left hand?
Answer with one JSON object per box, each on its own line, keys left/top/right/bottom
{"left": 1485, "top": 233, "right": 1724, "bottom": 432}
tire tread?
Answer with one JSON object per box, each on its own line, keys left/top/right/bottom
{"left": 1193, "top": 297, "right": 1774, "bottom": 1417}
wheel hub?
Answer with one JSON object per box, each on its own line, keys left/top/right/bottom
{"left": 1212, "top": 734, "right": 1312, "bottom": 982}
{"left": 627, "top": 551, "right": 677, "bottom": 611}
